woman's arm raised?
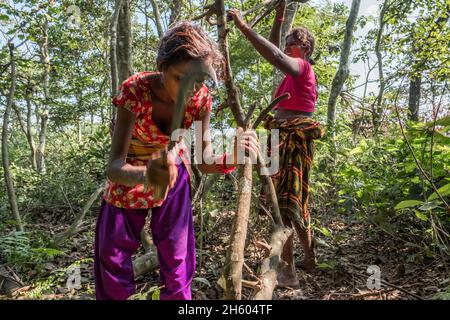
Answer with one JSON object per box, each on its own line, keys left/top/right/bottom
{"left": 228, "top": 8, "right": 302, "bottom": 77}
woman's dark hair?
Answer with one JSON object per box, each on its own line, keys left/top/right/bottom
{"left": 156, "top": 21, "right": 224, "bottom": 77}
{"left": 286, "top": 27, "right": 315, "bottom": 65}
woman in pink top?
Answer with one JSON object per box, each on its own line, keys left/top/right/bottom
{"left": 229, "top": 1, "right": 324, "bottom": 287}
{"left": 228, "top": 2, "right": 317, "bottom": 118}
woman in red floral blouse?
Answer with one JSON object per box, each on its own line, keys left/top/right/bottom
{"left": 95, "top": 21, "right": 258, "bottom": 300}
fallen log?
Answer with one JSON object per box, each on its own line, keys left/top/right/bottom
{"left": 252, "top": 226, "right": 292, "bottom": 300}
{"left": 133, "top": 249, "right": 159, "bottom": 278}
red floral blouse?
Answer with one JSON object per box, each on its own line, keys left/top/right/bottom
{"left": 102, "top": 72, "right": 212, "bottom": 209}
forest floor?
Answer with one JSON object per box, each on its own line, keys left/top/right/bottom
{"left": 2, "top": 204, "right": 449, "bottom": 300}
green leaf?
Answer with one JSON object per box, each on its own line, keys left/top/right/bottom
{"left": 404, "top": 162, "right": 416, "bottom": 173}
{"left": 151, "top": 287, "right": 160, "bottom": 300}
{"left": 394, "top": 200, "right": 423, "bottom": 210}
{"left": 349, "top": 146, "right": 363, "bottom": 155}
{"left": 418, "top": 201, "right": 441, "bottom": 211}
{"left": 426, "top": 116, "right": 450, "bottom": 127}
{"left": 428, "top": 183, "right": 450, "bottom": 201}
{"left": 411, "top": 177, "right": 420, "bottom": 184}
{"left": 0, "top": 14, "right": 10, "bottom": 22}
{"left": 433, "top": 131, "right": 450, "bottom": 145}
{"left": 414, "top": 210, "right": 428, "bottom": 221}
{"left": 319, "top": 227, "right": 332, "bottom": 237}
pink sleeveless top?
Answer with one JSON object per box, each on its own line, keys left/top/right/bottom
{"left": 274, "top": 58, "right": 318, "bottom": 113}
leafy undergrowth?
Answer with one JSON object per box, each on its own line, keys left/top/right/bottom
{"left": 1, "top": 207, "right": 449, "bottom": 300}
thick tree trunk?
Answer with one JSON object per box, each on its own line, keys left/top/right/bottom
{"left": 279, "top": 2, "right": 298, "bottom": 50}
{"left": 2, "top": 42, "right": 23, "bottom": 232}
{"left": 408, "top": 76, "right": 421, "bottom": 122}
{"left": 215, "top": 0, "right": 255, "bottom": 300}
{"left": 117, "top": 0, "right": 133, "bottom": 83}
{"left": 214, "top": 0, "right": 294, "bottom": 300}
{"left": 216, "top": 0, "right": 246, "bottom": 127}
{"left": 326, "top": 0, "right": 361, "bottom": 130}
{"left": 110, "top": 0, "right": 123, "bottom": 120}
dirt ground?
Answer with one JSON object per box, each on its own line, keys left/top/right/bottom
{"left": 2, "top": 205, "right": 449, "bottom": 300}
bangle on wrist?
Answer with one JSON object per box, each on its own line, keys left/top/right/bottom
{"left": 217, "top": 153, "right": 236, "bottom": 174}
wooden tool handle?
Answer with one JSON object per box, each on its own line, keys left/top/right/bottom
{"left": 152, "top": 183, "right": 169, "bottom": 201}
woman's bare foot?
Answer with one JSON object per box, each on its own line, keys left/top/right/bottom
{"left": 276, "top": 265, "right": 300, "bottom": 288}
{"left": 298, "top": 256, "right": 316, "bottom": 273}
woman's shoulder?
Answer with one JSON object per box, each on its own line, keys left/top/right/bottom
{"left": 120, "top": 71, "right": 160, "bottom": 101}
{"left": 294, "top": 58, "right": 313, "bottom": 78}
{"left": 122, "top": 71, "right": 158, "bottom": 88}
{"left": 188, "top": 83, "right": 212, "bottom": 119}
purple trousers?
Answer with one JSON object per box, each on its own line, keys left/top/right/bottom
{"left": 94, "top": 163, "right": 195, "bottom": 300}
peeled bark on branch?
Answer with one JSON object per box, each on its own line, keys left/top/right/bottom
{"left": 252, "top": 94, "right": 290, "bottom": 228}
{"left": 214, "top": 0, "right": 294, "bottom": 299}
{"left": 222, "top": 159, "right": 253, "bottom": 300}
{"left": 215, "top": 0, "right": 255, "bottom": 300}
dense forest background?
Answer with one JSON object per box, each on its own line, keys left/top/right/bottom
{"left": 0, "top": 0, "right": 449, "bottom": 300}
